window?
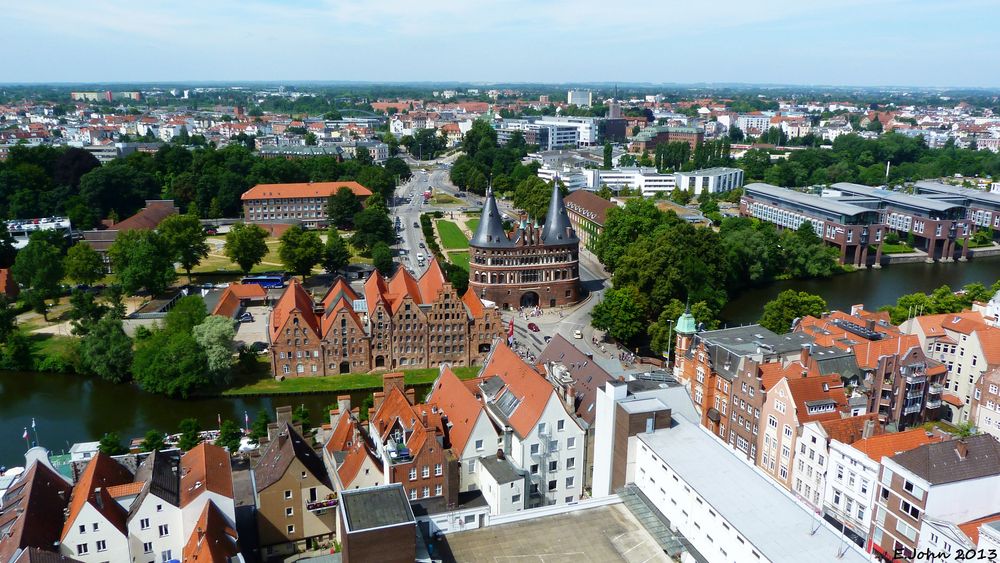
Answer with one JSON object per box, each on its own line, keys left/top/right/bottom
{"left": 548, "top": 480, "right": 557, "bottom": 491}
{"left": 548, "top": 460, "right": 558, "bottom": 472}
{"left": 834, "top": 490, "right": 842, "bottom": 505}
{"left": 768, "top": 415, "right": 777, "bottom": 428}
{"left": 159, "top": 524, "right": 169, "bottom": 537}
{"left": 566, "top": 476, "right": 575, "bottom": 488}
{"left": 156, "top": 504, "right": 163, "bottom": 512}
{"left": 900, "top": 499, "right": 921, "bottom": 519}
{"left": 140, "top": 518, "right": 150, "bottom": 530}
{"left": 530, "top": 444, "right": 539, "bottom": 455}
{"left": 78, "top": 524, "right": 85, "bottom": 534}
{"left": 435, "top": 484, "right": 442, "bottom": 496}
{"left": 96, "top": 540, "right": 106, "bottom": 552}
{"left": 567, "top": 437, "right": 576, "bottom": 449}
{"left": 287, "top": 525, "right": 295, "bottom": 535}
{"left": 143, "top": 542, "right": 153, "bottom": 554}
{"left": 860, "top": 480, "right": 869, "bottom": 494}
{"left": 836, "top": 465, "right": 844, "bottom": 480}
{"left": 567, "top": 457, "right": 575, "bottom": 470}
{"left": 422, "top": 465, "right": 430, "bottom": 478}
{"left": 512, "top": 494, "right": 521, "bottom": 503}
{"left": 537, "top": 422, "right": 546, "bottom": 434}
{"left": 475, "top": 439, "right": 484, "bottom": 451}
{"left": 76, "top": 544, "right": 88, "bottom": 556}
{"left": 422, "top": 486, "right": 430, "bottom": 497}
{"left": 783, "top": 425, "right": 792, "bottom": 438}
{"left": 410, "top": 489, "right": 417, "bottom": 500}
{"left": 409, "top": 468, "right": 417, "bottom": 480}
{"left": 284, "top": 490, "right": 292, "bottom": 500}
{"left": 434, "top": 463, "right": 442, "bottom": 476}
{"left": 285, "top": 507, "right": 293, "bottom": 517}
{"left": 468, "top": 459, "right": 477, "bottom": 474}
{"left": 161, "top": 550, "right": 173, "bottom": 563}
{"left": 557, "top": 419, "right": 565, "bottom": 431}
{"left": 92, "top": 523, "right": 99, "bottom": 532}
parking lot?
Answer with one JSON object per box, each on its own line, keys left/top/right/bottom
{"left": 438, "top": 504, "right": 669, "bottom": 563}
{"left": 234, "top": 305, "right": 270, "bottom": 349}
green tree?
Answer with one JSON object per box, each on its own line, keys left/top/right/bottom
{"left": 140, "top": 429, "right": 166, "bottom": 452}
{"left": 216, "top": 420, "right": 242, "bottom": 453}
{"left": 1, "top": 330, "right": 33, "bottom": 370}
{"left": 278, "top": 225, "right": 324, "bottom": 277}
{"left": 293, "top": 404, "right": 312, "bottom": 432}
{"left": 596, "top": 185, "right": 613, "bottom": 200}
{"left": 98, "top": 432, "right": 128, "bottom": 455}
{"left": 591, "top": 286, "right": 646, "bottom": 343}
{"left": 12, "top": 233, "right": 65, "bottom": 320}
{"left": 593, "top": 198, "right": 666, "bottom": 272}
{"left": 603, "top": 142, "right": 613, "bottom": 168}
{"left": 108, "top": 230, "right": 177, "bottom": 295}
{"left": 0, "top": 297, "right": 18, "bottom": 344}
{"left": 67, "top": 289, "right": 108, "bottom": 335}
{"left": 326, "top": 187, "right": 363, "bottom": 229}
{"left": 323, "top": 230, "right": 351, "bottom": 273}
{"left": 248, "top": 408, "right": 271, "bottom": 445}
{"left": 133, "top": 330, "right": 209, "bottom": 397}
{"left": 952, "top": 421, "right": 978, "bottom": 438}
{"left": 224, "top": 223, "right": 270, "bottom": 275}
{"left": 304, "top": 132, "right": 318, "bottom": 146}
{"left": 80, "top": 315, "right": 133, "bottom": 383}
{"left": 350, "top": 207, "right": 394, "bottom": 252}
{"left": 192, "top": 315, "right": 236, "bottom": 385}
{"left": 177, "top": 418, "right": 203, "bottom": 451}
{"left": 64, "top": 241, "right": 105, "bottom": 286}
{"left": 648, "top": 300, "right": 719, "bottom": 355}
{"left": 759, "top": 290, "right": 828, "bottom": 333}
{"left": 165, "top": 295, "right": 207, "bottom": 334}
{"left": 158, "top": 213, "right": 209, "bottom": 281}
{"left": 372, "top": 242, "right": 393, "bottom": 274}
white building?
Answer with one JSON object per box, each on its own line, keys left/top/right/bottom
{"left": 475, "top": 455, "right": 528, "bottom": 515}
{"left": 675, "top": 167, "right": 744, "bottom": 195}
{"left": 534, "top": 116, "right": 599, "bottom": 146}
{"left": 567, "top": 90, "right": 592, "bottom": 108}
{"left": 633, "top": 414, "right": 869, "bottom": 563}
{"left": 537, "top": 166, "right": 589, "bottom": 191}
{"left": 584, "top": 167, "right": 675, "bottom": 196}
{"left": 736, "top": 114, "right": 772, "bottom": 136}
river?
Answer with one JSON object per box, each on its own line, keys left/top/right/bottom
{"left": 0, "top": 371, "right": 427, "bottom": 469}
{"left": 0, "top": 258, "right": 998, "bottom": 469}
{"left": 720, "top": 256, "right": 1000, "bottom": 325}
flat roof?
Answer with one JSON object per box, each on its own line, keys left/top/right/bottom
{"left": 744, "top": 183, "right": 873, "bottom": 217}
{"left": 620, "top": 397, "right": 670, "bottom": 414}
{"left": 639, "top": 417, "right": 868, "bottom": 563}
{"left": 478, "top": 455, "right": 523, "bottom": 484}
{"left": 832, "top": 183, "right": 964, "bottom": 213}
{"left": 340, "top": 484, "right": 415, "bottom": 533}
{"left": 914, "top": 180, "right": 1000, "bottom": 207}
{"left": 676, "top": 167, "right": 742, "bottom": 177}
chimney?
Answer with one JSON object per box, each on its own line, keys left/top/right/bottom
{"left": 372, "top": 391, "right": 385, "bottom": 412}
{"left": 866, "top": 319, "right": 876, "bottom": 333}
{"left": 955, "top": 439, "right": 968, "bottom": 460}
{"left": 565, "top": 386, "right": 576, "bottom": 411}
{"left": 93, "top": 488, "right": 103, "bottom": 510}
{"left": 383, "top": 372, "right": 405, "bottom": 397}
{"left": 800, "top": 344, "right": 811, "bottom": 366}
{"left": 862, "top": 419, "right": 876, "bottom": 439}
{"left": 421, "top": 409, "right": 428, "bottom": 427}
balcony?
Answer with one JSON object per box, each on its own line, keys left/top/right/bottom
{"left": 929, "top": 384, "right": 944, "bottom": 395}
{"left": 306, "top": 496, "right": 339, "bottom": 512}
{"left": 386, "top": 438, "right": 412, "bottom": 464}
{"left": 926, "top": 398, "right": 942, "bottom": 409}
{"left": 903, "top": 404, "right": 922, "bottom": 415}
{"left": 906, "top": 389, "right": 925, "bottom": 400}
{"left": 905, "top": 374, "right": 926, "bottom": 385}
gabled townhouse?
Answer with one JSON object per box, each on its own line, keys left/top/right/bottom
{"left": 426, "top": 368, "right": 500, "bottom": 493}
{"left": 181, "top": 501, "right": 240, "bottom": 563}
{"left": 59, "top": 453, "right": 133, "bottom": 562}
{"left": 901, "top": 311, "right": 1000, "bottom": 423}
{"left": 870, "top": 434, "right": 1000, "bottom": 561}
{"left": 254, "top": 423, "right": 337, "bottom": 558}
{"left": 793, "top": 414, "right": 879, "bottom": 514}
{"left": 476, "top": 343, "right": 586, "bottom": 507}
{"left": 856, "top": 334, "right": 949, "bottom": 429}
{"left": 128, "top": 451, "right": 185, "bottom": 563}
{"left": 757, "top": 372, "right": 848, "bottom": 490}
{"left": 824, "top": 428, "right": 944, "bottom": 548}
{"left": 322, "top": 398, "right": 384, "bottom": 493}
{"left": 367, "top": 373, "right": 457, "bottom": 504}
{"left": 267, "top": 260, "right": 503, "bottom": 377}
{"left": 0, "top": 454, "right": 72, "bottom": 563}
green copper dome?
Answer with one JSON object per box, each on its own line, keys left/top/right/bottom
{"left": 676, "top": 305, "right": 697, "bottom": 335}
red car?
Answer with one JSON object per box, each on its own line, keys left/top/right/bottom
{"left": 527, "top": 323, "right": 540, "bottom": 332}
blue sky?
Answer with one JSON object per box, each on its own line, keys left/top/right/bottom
{"left": 5, "top": 0, "right": 998, "bottom": 87}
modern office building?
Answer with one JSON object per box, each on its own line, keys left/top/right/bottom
{"left": 566, "top": 90, "right": 593, "bottom": 108}
{"left": 675, "top": 167, "right": 744, "bottom": 195}
{"left": 741, "top": 183, "right": 887, "bottom": 267}
{"left": 913, "top": 180, "right": 1000, "bottom": 234}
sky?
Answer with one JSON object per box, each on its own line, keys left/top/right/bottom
{"left": 5, "top": 0, "right": 999, "bottom": 88}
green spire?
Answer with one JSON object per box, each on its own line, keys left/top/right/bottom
{"left": 676, "top": 302, "right": 697, "bottom": 335}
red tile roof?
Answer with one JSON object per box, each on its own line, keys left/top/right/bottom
{"left": 0, "top": 268, "right": 19, "bottom": 297}
{"left": 977, "top": 327, "right": 1000, "bottom": 366}
{"left": 429, "top": 368, "right": 486, "bottom": 455}
{"left": 786, "top": 374, "right": 847, "bottom": 424}
{"left": 211, "top": 283, "right": 265, "bottom": 318}
{"left": 61, "top": 453, "right": 133, "bottom": 539}
{"left": 417, "top": 257, "right": 446, "bottom": 303}
{"left": 111, "top": 200, "right": 178, "bottom": 232}
{"left": 105, "top": 482, "right": 144, "bottom": 498}
{"left": 958, "top": 512, "right": 1000, "bottom": 544}
{"left": 241, "top": 181, "right": 371, "bottom": 201}
{"left": 915, "top": 312, "right": 987, "bottom": 338}
{"left": 481, "top": 343, "right": 555, "bottom": 438}
{"left": 564, "top": 190, "right": 616, "bottom": 226}
{"left": 179, "top": 443, "right": 234, "bottom": 508}
{"left": 854, "top": 335, "right": 923, "bottom": 370}
{"left": 820, "top": 413, "right": 880, "bottom": 445}
{"left": 181, "top": 501, "right": 240, "bottom": 563}
{"left": 0, "top": 462, "right": 72, "bottom": 563}
{"left": 269, "top": 280, "right": 320, "bottom": 341}
{"left": 851, "top": 428, "right": 946, "bottom": 462}
{"left": 462, "top": 289, "right": 485, "bottom": 318}
{"left": 337, "top": 438, "right": 382, "bottom": 489}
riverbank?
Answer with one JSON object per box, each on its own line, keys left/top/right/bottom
{"left": 219, "top": 364, "right": 481, "bottom": 396}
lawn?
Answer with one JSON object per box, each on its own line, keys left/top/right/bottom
{"left": 192, "top": 234, "right": 370, "bottom": 275}
{"left": 448, "top": 251, "right": 470, "bottom": 271}
{"left": 430, "top": 193, "right": 462, "bottom": 205}
{"left": 436, "top": 220, "right": 469, "bottom": 250}
{"left": 956, "top": 238, "right": 995, "bottom": 249}
{"left": 222, "top": 364, "right": 482, "bottom": 396}
{"left": 465, "top": 218, "right": 480, "bottom": 234}
{"left": 874, "top": 243, "right": 915, "bottom": 254}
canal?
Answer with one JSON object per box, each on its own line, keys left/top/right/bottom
{"left": 0, "top": 370, "right": 429, "bottom": 469}
{"left": 0, "top": 258, "right": 997, "bottom": 469}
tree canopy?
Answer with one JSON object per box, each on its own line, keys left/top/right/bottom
{"left": 278, "top": 225, "right": 324, "bottom": 276}
{"left": 108, "top": 230, "right": 177, "bottom": 295}
{"left": 224, "top": 223, "right": 270, "bottom": 274}
{"left": 158, "top": 213, "right": 209, "bottom": 280}
{"left": 758, "top": 290, "right": 828, "bottom": 333}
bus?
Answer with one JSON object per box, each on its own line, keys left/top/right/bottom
{"left": 240, "top": 275, "right": 285, "bottom": 289}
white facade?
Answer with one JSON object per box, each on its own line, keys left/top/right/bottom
{"left": 127, "top": 493, "right": 185, "bottom": 563}
{"left": 534, "top": 116, "right": 598, "bottom": 146}
{"left": 537, "top": 166, "right": 588, "bottom": 191}
{"left": 792, "top": 422, "right": 830, "bottom": 513}
{"left": 675, "top": 167, "right": 744, "bottom": 195}
{"left": 455, "top": 414, "right": 502, "bottom": 493}
{"left": 566, "top": 90, "right": 593, "bottom": 108}
{"left": 592, "top": 381, "right": 624, "bottom": 498}
{"left": 736, "top": 115, "right": 772, "bottom": 135}
{"left": 500, "top": 395, "right": 585, "bottom": 507}
{"left": 584, "top": 167, "right": 676, "bottom": 196}
{"left": 824, "top": 439, "right": 878, "bottom": 546}
{"left": 476, "top": 459, "right": 527, "bottom": 516}
{"left": 61, "top": 503, "right": 130, "bottom": 563}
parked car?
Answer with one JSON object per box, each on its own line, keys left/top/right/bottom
{"left": 413, "top": 221, "right": 419, "bottom": 228}
{"left": 250, "top": 341, "right": 268, "bottom": 354}
{"left": 203, "top": 227, "right": 218, "bottom": 235}
{"left": 573, "top": 329, "right": 583, "bottom": 339}
{"left": 528, "top": 323, "right": 540, "bottom": 333}
{"left": 238, "top": 312, "right": 254, "bottom": 323}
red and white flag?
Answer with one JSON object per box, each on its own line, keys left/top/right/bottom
{"left": 22, "top": 427, "right": 28, "bottom": 440}
{"left": 507, "top": 318, "right": 515, "bottom": 345}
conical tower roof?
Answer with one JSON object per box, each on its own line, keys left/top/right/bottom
{"left": 541, "top": 182, "right": 578, "bottom": 245}
{"left": 676, "top": 303, "right": 697, "bottom": 335}
{"left": 470, "top": 188, "right": 513, "bottom": 247}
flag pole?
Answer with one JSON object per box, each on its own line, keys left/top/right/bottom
{"left": 31, "top": 418, "right": 39, "bottom": 448}
{"left": 22, "top": 427, "right": 30, "bottom": 449}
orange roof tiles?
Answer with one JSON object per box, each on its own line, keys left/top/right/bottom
{"left": 179, "top": 443, "right": 234, "bottom": 508}
{"left": 241, "top": 181, "right": 371, "bottom": 201}
{"left": 978, "top": 327, "right": 1000, "bottom": 366}
{"left": 482, "top": 343, "right": 555, "bottom": 438}
{"left": 943, "top": 393, "right": 965, "bottom": 407}
{"left": 429, "top": 368, "right": 486, "bottom": 455}
{"left": 112, "top": 200, "right": 178, "bottom": 232}
{"left": 820, "top": 414, "right": 880, "bottom": 445}
{"left": 787, "top": 374, "right": 847, "bottom": 423}
{"left": 417, "top": 257, "right": 446, "bottom": 303}
{"left": 337, "top": 439, "right": 382, "bottom": 488}
{"left": 61, "top": 453, "right": 133, "bottom": 539}
{"left": 181, "top": 502, "right": 239, "bottom": 563}
{"left": 269, "top": 280, "right": 320, "bottom": 341}
{"left": 0, "top": 268, "right": 19, "bottom": 298}
{"left": 211, "top": 284, "right": 264, "bottom": 318}
{"left": 958, "top": 512, "right": 1000, "bottom": 544}
{"left": 915, "top": 312, "right": 987, "bottom": 338}
{"left": 851, "top": 428, "right": 946, "bottom": 462}
{"left": 462, "top": 289, "right": 485, "bottom": 318}
{"left": 854, "top": 335, "right": 922, "bottom": 370}
{"left": 105, "top": 482, "right": 144, "bottom": 498}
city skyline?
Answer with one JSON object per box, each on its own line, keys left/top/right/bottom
{"left": 7, "top": 0, "right": 1000, "bottom": 88}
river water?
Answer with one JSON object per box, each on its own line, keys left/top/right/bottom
{"left": 0, "top": 258, "right": 997, "bottom": 469}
